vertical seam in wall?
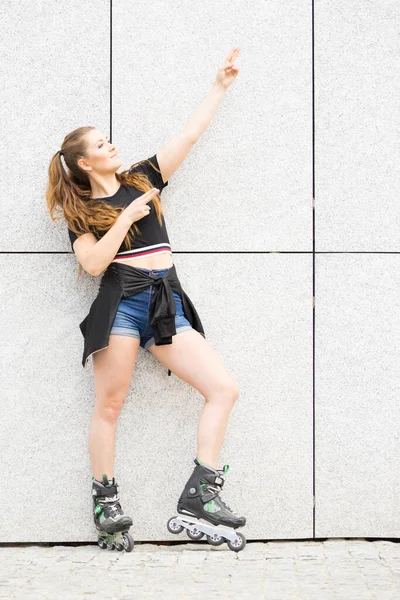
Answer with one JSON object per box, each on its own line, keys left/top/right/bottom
{"left": 110, "top": 0, "right": 113, "bottom": 142}
{"left": 312, "top": 0, "right": 316, "bottom": 538}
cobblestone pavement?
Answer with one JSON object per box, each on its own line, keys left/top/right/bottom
{"left": 1, "top": 539, "right": 400, "bottom": 599}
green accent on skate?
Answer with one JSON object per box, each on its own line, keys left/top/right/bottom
{"left": 204, "top": 499, "right": 221, "bottom": 513}
{"left": 223, "top": 465, "right": 230, "bottom": 474}
{"left": 200, "top": 483, "right": 206, "bottom": 487}
{"left": 95, "top": 506, "right": 103, "bottom": 515}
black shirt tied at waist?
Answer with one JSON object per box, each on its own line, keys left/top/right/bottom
{"left": 78, "top": 262, "right": 205, "bottom": 375}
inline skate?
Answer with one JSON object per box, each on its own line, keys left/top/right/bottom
{"left": 167, "top": 458, "right": 247, "bottom": 552}
{"left": 92, "top": 474, "right": 134, "bottom": 552}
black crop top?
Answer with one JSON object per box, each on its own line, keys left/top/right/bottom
{"left": 67, "top": 154, "right": 171, "bottom": 262}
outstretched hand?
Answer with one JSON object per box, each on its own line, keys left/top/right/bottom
{"left": 214, "top": 47, "right": 240, "bottom": 90}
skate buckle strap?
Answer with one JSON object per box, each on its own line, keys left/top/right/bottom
{"left": 202, "top": 489, "right": 218, "bottom": 502}
{"left": 98, "top": 494, "right": 119, "bottom": 503}
{"left": 203, "top": 472, "right": 225, "bottom": 488}
{"left": 92, "top": 481, "right": 119, "bottom": 497}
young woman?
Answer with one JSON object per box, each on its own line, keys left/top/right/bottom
{"left": 45, "top": 48, "right": 246, "bottom": 552}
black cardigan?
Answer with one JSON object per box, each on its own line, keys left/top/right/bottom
{"left": 79, "top": 263, "right": 205, "bottom": 375}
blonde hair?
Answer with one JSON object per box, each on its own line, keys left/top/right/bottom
{"left": 45, "top": 126, "right": 165, "bottom": 279}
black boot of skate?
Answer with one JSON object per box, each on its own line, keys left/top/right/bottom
{"left": 177, "top": 458, "right": 246, "bottom": 529}
{"left": 92, "top": 474, "right": 134, "bottom": 552}
{"left": 167, "top": 458, "right": 247, "bottom": 552}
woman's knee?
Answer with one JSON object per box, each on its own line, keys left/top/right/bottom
{"left": 210, "top": 377, "right": 240, "bottom": 402}
{"left": 231, "top": 379, "right": 240, "bottom": 400}
{"left": 94, "top": 391, "right": 128, "bottom": 422}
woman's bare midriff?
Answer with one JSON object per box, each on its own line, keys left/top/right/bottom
{"left": 110, "top": 254, "right": 174, "bottom": 270}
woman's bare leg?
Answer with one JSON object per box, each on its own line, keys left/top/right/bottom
{"left": 89, "top": 334, "right": 140, "bottom": 481}
{"left": 147, "top": 329, "right": 240, "bottom": 469}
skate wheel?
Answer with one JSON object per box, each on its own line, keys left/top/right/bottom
{"left": 186, "top": 527, "right": 204, "bottom": 541}
{"left": 227, "top": 531, "right": 246, "bottom": 552}
{"left": 107, "top": 542, "right": 115, "bottom": 550}
{"left": 167, "top": 517, "right": 184, "bottom": 534}
{"left": 97, "top": 538, "right": 107, "bottom": 550}
{"left": 206, "top": 533, "right": 225, "bottom": 546}
{"left": 121, "top": 532, "right": 134, "bottom": 552}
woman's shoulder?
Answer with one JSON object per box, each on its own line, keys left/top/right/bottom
{"left": 128, "top": 153, "right": 169, "bottom": 193}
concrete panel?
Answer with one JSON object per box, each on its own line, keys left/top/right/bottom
{"left": 316, "top": 254, "right": 400, "bottom": 536}
{"left": 112, "top": 0, "right": 312, "bottom": 252}
{"left": 316, "top": 1, "right": 400, "bottom": 250}
{"left": 0, "top": 0, "right": 109, "bottom": 251}
{"left": 0, "top": 253, "right": 313, "bottom": 542}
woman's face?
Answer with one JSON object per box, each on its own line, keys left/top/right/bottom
{"left": 80, "top": 129, "right": 122, "bottom": 173}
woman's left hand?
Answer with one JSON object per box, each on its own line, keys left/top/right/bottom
{"left": 214, "top": 47, "right": 240, "bottom": 90}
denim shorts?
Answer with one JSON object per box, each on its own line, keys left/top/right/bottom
{"left": 109, "top": 266, "right": 193, "bottom": 351}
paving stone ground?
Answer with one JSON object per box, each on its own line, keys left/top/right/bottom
{"left": 1, "top": 539, "right": 400, "bottom": 599}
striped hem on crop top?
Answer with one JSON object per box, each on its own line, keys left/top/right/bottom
{"left": 112, "top": 242, "right": 172, "bottom": 261}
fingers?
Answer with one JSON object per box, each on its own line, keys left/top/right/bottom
{"left": 226, "top": 47, "right": 240, "bottom": 62}
{"left": 224, "top": 48, "right": 240, "bottom": 73}
{"left": 144, "top": 187, "right": 159, "bottom": 196}
{"left": 143, "top": 187, "right": 159, "bottom": 202}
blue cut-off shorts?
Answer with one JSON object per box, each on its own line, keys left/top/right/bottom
{"left": 109, "top": 266, "right": 193, "bottom": 351}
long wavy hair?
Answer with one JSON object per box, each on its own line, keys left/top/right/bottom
{"left": 45, "top": 126, "right": 165, "bottom": 279}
